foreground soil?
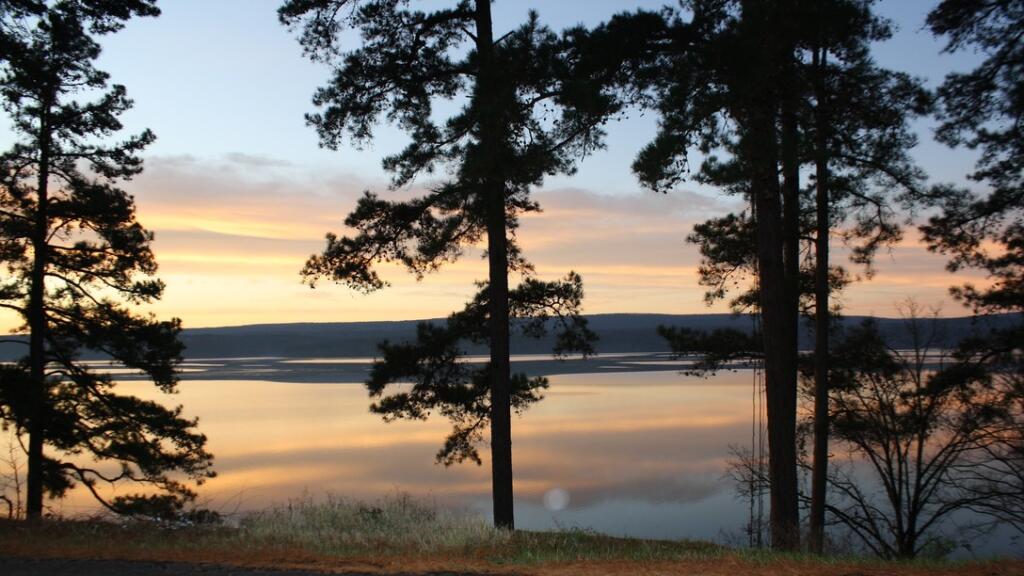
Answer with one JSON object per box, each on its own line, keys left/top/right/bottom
{"left": 2, "top": 520, "right": 1021, "bottom": 576}
{"left": 1, "top": 557, "right": 377, "bottom": 576}
{"left": 4, "top": 552, "right": 1023, "bottom": 576}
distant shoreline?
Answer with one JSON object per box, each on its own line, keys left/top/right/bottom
{"left": 4, "top": 312, "right": 1015, "bottom": 363}
{"left": 116, "top": 352, "right": 718, "bottom": 384}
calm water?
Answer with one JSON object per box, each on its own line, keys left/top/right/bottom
{"left": 53, "top": 358, "right": 753, "bottom": 542}
{"left": 46, "top": 356, "right": 1019, "bottom": 556}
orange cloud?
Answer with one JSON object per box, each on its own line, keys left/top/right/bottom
{"left": 0, "top": 154, "right": 990, "bottom": 334}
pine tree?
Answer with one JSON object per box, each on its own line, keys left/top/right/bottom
{"left": 364, "top": 274, "right": 595, "bottom": 468}
{"left": 0, "top": 1, "right": 213, "bottom": 520}
{"left": 623, "top": 0, "right": 925, "bottom": 550}
{"left": 801, "top": 1, "right": 929, "bottom": 551}
{"left": 923, "top": 0, "right": 1023, "bottom": 315}
{"left": 920, "top": 0, "right": 1024, "bottom": 534}
{"left": 280, "top": 0, "right": 622, "bottom": 529}
{"left": 617, "top": 0, "right": 805, "bottom": 549}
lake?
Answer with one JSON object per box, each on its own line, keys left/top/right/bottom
{"left": 46, "top": 354, "right": 752, "bottom": 542}
{"left": 39, "top": 354, "right": 1020, "bottom": 556}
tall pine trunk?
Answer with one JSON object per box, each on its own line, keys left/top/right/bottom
{"left": 26, "top": 98, "right": 52, "bottom": 521}
{"left": 780, "top": 41, "right": 801, "bottom": 375}
{"left": 742, "top": 0, "right": 801, "bottom": 550}
{"left": 747, "top": 105, "right": 800, "bottom": 551}
{"left": 473, "top": 0, "right": 514, "bottom": 530}
{"left": 809, "top": 45, "right": 831, "bottom": 554}
{"left": 779, "top": 57, "right": 803, "bottom": 550}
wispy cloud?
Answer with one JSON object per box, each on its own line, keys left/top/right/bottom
{"left": 4, "top": 152, "right": 981, "bottom": 331}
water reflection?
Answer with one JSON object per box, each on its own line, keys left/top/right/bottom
{"left": 56, "top": 366, "right": 757, "bottom": 540}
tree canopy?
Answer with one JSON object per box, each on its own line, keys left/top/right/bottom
{"left": 916, "top": 1, "right": 1024, "bottom": 540}
{"left": 923, "top": 0, "right": 1023, "bottom": 314}
{"left": 281, "top": 0, "right": 628, "bottom": 528}
{"left": 0, "top": 0, "right": 213, "bottom": 519}
{"left": 618, "top": 0, "right": 933, "bottom": 550}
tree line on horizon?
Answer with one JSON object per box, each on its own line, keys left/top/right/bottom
{"left": 0, "top": 0, "right": 1021, "bottom": 560}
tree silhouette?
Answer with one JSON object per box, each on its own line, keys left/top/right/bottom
{"left": 818, "top": 312, "right": 1022, "bottom": 558}
{"left": 943, "top": 323, "right": 1024, "bottom": 537}
{"left": 923, "top": 0, "right": 1022, "bottom": 315}
{"left": 625, "top": 0, "right": 926, "bottom": 550}
{"left": 920, "top": 0, "right": 1024, "bottom": 537}
{"left": 280, "top": 0, "right": 620, "bottom": 529}
{"left": 632, "top": 0, "right": 804, "bottom": 548}
{"left": 792, "top": 1, "right": 928, "bottom": 551}
{"left": 0, "top": 1, "right": 213, "bottom": 520}
{"left": 366, "top": 274, "right": 594, "bottom": 467}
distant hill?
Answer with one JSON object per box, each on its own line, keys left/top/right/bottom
{"left": 1, "top": 312, "right": 1017, "bottom": 360}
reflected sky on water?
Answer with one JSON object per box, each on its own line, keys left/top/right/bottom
{"left": 57, "top": 364, "right": 755, "bottom": 542}
{"left": 48, "top": 358, "right": 1019, "bottom": 556}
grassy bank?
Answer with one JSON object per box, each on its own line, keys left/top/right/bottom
{"left": 0, "top": 494, "right": 1019, "bottom": 575}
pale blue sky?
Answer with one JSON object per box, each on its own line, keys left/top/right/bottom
{"left": 80, "top": 0, "right": 981, "bottom": 193}
{"left": 0, "top": 1, "right": 992, "bottom": 328}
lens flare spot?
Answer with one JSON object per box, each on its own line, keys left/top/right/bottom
{"left": 543, "top": 487, "right": 570, "bottom": 511}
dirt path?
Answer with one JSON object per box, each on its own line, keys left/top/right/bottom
{"left": 0, "top": 557, "right": 495, "bottom": 576}
{"left": 0, "top": 557, "right": 343, "bottom": 575}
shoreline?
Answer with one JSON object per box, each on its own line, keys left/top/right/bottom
{"left": 112, "top": 352, "right": 733, "bottom": 384}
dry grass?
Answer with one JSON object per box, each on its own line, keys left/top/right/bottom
{"left": 0, "top": 494, "right": 1021, "bottom": 575}
{"left": 238, "top": 492, "right": 511, "bottom": 554}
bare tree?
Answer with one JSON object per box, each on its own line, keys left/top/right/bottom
{"left": 819, "top": 306, "right": 1023, "bottom": 558}
{"left": 0, "top": 429, "right": 25, "bottom": 519}
{"left": 946, "top": 329, "right": 1024, "bottom": 536}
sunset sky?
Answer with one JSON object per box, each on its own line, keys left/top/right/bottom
{"left": 0, "top": 0, "right": 992, "bottom": 331}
